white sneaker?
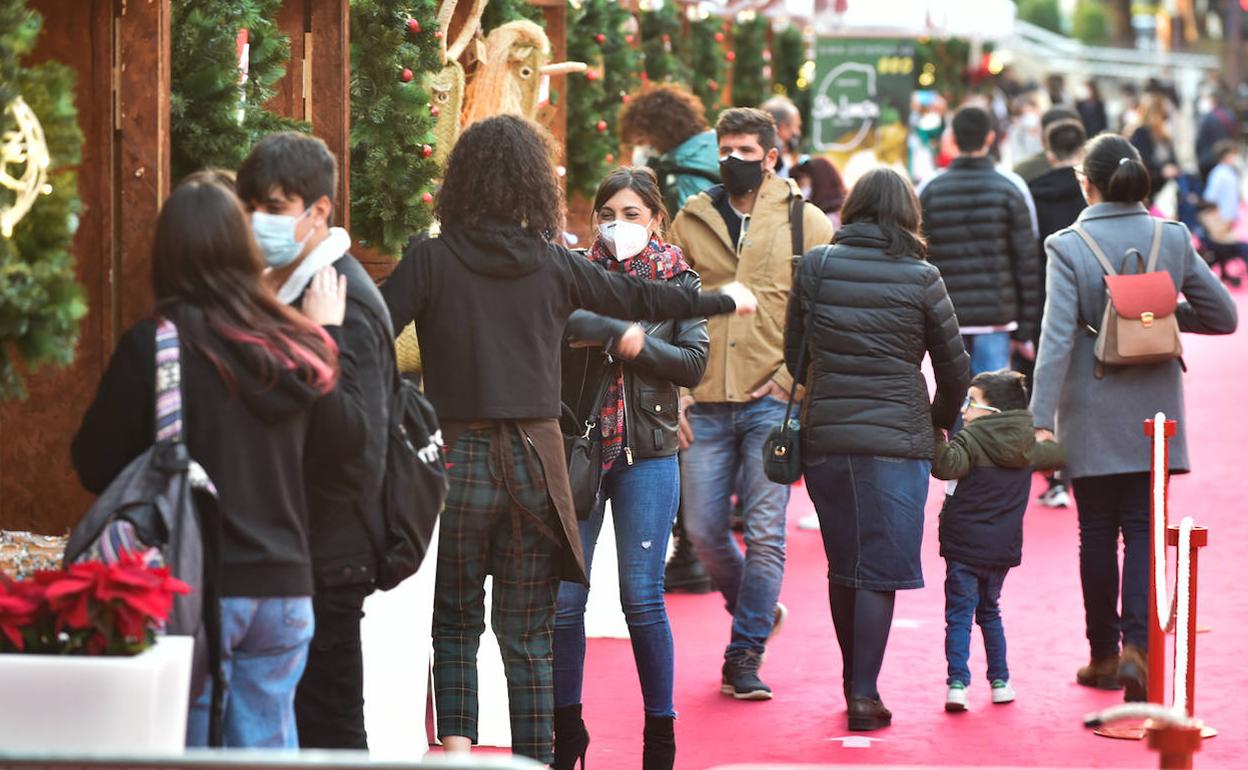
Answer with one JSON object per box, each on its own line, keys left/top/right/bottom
{"left": 945, "top": 682, "right": 968, "bottom": 712}
{"left": 991, "top": 679, "right": 1016, "bottom": 704}
{"left": 797, "top": 513, "right": 821, "bottom": 530}
{"left": 1038, "top": 485, "right": 1071, "bottom": 508}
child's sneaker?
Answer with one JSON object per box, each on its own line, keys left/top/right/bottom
{"left": 945, "top": 682, "right": 968, "bottom": 712}
{"left": 991, "top": 679, "right": 1016, "bottom": 704}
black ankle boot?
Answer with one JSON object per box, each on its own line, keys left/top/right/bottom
{"left": 664, "top": 534, "right": 712, "bottom": 594}
{"left": 553, "top": 704, "right": 589, "bottom": 770}
{"left": 642, "top": 714, "right": 675, "bottom": 770}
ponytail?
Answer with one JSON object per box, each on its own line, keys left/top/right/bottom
{"left": 1082, "top": 133, "right": 1152, "bottom": 203}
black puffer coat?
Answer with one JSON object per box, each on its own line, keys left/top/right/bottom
{"left": 785, "top": 223, "right": 970, "bottom": 460}
{"left": 918, "top": 156, "right": 1042, "bottom": 340}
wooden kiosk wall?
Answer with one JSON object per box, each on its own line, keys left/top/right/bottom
{"left": 0, "top": 0, "right": 570, "bottom": 533}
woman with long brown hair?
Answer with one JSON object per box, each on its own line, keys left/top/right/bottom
{"left": 381, "top": 115, "right": 755, "bottom": 765}
{"left": 552, "top": 167, "right": 707, "bottom": 770}
{"left": 786, "top": 167, "right": 969, "bottom": 731}
{"left": 72, "top": 175, "right": 366, "bottom": 747}
{"left": 1128, "top": 93, "right": 1179, "bottom": 200}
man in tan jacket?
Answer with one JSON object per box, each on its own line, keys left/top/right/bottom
{"left": 668, "top": 107, "right": 834, "bottom": 700}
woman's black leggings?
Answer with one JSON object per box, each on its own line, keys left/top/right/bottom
{"left": 828, "top": 583, "right": 896, "bottom": 700}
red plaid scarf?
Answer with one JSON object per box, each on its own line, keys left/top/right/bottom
{"left": 585, "top": 236, "right": 690, "bottom": 470}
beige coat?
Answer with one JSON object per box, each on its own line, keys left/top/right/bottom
{"left": 668, "top": 172, "right": 835, "bottom": 402}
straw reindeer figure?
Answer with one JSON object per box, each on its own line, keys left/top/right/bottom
{"left": 461, "top": 19, "right": 585, "bottom": 127}
{"left": 426, "top": 0, "right": 487, "bottom": 168}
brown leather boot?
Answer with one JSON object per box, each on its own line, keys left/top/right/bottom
{"left": 1117, "top": 645, "right": 1148, "bottom": 702}
{"left": 1076, "top": 656, "right": 1123, "bottom": 690}
{"left": 847, "top": 696, "right": 892, "bottom": 731}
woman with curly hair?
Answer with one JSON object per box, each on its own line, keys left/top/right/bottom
{"left": 621, "top": 84, "right": 721, "bottom": 214}
{"left": 380, "top": 115, "right": 756, "bottom": 766}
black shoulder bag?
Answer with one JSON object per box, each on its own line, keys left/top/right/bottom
{"left": 761, "top": 244, "right": 828, "bottom": 484}
{"left": 561, "top": 370, "right": 616, "bottom": 520}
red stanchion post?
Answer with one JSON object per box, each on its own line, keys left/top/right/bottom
{"left": 1145, "top": 418, "right": 1177, "bottom": 706}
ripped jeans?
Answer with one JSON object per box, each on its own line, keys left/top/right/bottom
{"left": 553, "top": 455, "right": 679, "bottom": 717}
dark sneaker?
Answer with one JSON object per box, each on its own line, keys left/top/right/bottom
{"left": 664, "top": 536, "right": 713, "bottom": 594}
{"left": 721, "top": 650, "right": 773, "bottom": 700}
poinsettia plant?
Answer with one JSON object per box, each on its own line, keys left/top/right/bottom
{"left": 0, "top": 552, "right": 189, "bottom": 656}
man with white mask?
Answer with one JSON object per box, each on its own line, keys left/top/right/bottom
{"left": 236, "top": 132, "right": 396, "bottom": 751}
{"left": 667, "top": 108, "right": 833, "bottom": 701}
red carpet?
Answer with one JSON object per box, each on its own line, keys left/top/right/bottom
{"left": 578, "top": 288, "right": 1248, "bottom": 769}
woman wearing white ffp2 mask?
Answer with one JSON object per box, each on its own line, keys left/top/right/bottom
{"left": 553, "top": 166, "right": 722, "bottom": 770}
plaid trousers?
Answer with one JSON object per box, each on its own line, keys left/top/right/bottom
{"left": 432, "top": 426, "right": 563, "bottom": 764}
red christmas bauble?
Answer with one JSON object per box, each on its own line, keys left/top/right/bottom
{"left": 434, "top": 30, "right": 444, "bottom": 39}
{"left": 401, "top": 68, "right": 414, "bottom": 83}
{"left": 596, "top": 120, "right": 608, "bottom": 132}
{"left": 430, "top": 104, "right": 441, "bottom": 117}
{"left": 714, "top": 32, "right": 725, "bottom": 43}
{"left": 586, "top": 70, "right": 599, "bottom": 81}
{"left": 605, "top": 153, "right": 615, "bottom": 163}
{"left": 421, "top": 192, "right": 434, "bottom": 205}
{"left": 596, "top": 33, "right": 606, "bottom": 44}
{"left": 726, "top": 51, "right": 736, "bottom": 62}
{"left": 407, "top": 19, "right": 421, "bottom": 33}
{"left": 707, "top": 79, "right": 719, "bottom": 91}
{"left": 662, "top": 35, "right": 671, "bottom": 43}
{"left": 625, "top": 35, "right": 635, "bottom": 44}
{"left": 421, "top": 144, "right": 433, "bottom": 158}
{"left": 621, "top": 93, "right": 630, "bottom": 103}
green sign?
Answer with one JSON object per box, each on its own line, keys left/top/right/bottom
{"left": 812, "top": 38, "right": 914, "bottom": 166}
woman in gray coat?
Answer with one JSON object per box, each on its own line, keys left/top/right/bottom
{"left": 1030, "top": 133, "right": 1237, "bottom": 702}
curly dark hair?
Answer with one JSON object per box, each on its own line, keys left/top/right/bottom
{"left": 619, "top": 84, "right": 710, "bottom": 154}
{"left": 437, "top": 115, "right": 563, "bottom": 238}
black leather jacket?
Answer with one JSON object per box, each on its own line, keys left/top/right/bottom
{"left": 561, "top": 269, "right": 709, "bottom": 462}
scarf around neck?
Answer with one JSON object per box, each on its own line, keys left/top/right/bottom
{"left": 584, "top": 236, "right": 689, "bottom": 470}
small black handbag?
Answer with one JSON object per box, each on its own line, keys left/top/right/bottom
{"left": 762, "top": 246, "right": 829, "bottom": 485}
{"left": 561, "top": 372, "right": 615, "bottom": 520}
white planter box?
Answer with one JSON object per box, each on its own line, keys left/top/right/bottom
{"left": 0, "top": 635, "right": 193, "bottom": 753}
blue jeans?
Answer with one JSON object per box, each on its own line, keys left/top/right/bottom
{"left": 944, "top": 560, "right": 1009, "bottom": 686}
{"left": 554, "top": 456, "right": 679, "bottom": 717}
{"left": 186, "top": 597, "right": 315, "bottom": 748}
{"left": 963, "top": 331, "right": 1011, "bottom": 376}
{"left": 681, "top": 397, "right": 790, "bottom": 656}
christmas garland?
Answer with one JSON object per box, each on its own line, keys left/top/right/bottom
{"left": 686, "top": 18, "right": 727, "bottom": 121}
{"left": 730, "top": 15, "right": 767, "bottom": 108}
{"left": 349, "top": 0, "right": 443, "bottom": 255}
{"left": 0, "top": 0, "right": 85, "bottom": 400}
{"left": 639, "top": 1, "right": 685, "bottom": 86}
{"left": 170, "top": 0, "right": 306, "bottom": 183}
{"left": 565, "top": 0, "right": 640, "bottom": 199}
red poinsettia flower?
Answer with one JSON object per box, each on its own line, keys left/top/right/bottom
{"left": 39, "top": 560, "right": 108, "bottom": 630}
{"left": 95, "top": 555, "right": 190, "bottom": 623}
{"left": 0, "top": 577, "right": 43, "bottom": 651}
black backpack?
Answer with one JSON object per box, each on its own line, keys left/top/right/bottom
{"left": 63, "top": 318, "right": 227, "bottom": 745}
{"left": 339, "top": 252, "right": 448, "bottom": 590}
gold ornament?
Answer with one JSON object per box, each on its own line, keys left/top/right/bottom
{"left": 0, "top": 96, "right": 51, "bottom": 239}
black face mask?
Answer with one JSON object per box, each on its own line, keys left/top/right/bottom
{"left": 720, "top": 156, "right": 765, "bottom": 196}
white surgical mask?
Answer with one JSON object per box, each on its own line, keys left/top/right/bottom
{"left": 252, "top": 208, "right": 315, "bottom": 268}
{"left": 598, "top": 219, "right": 653, "bottom": 261}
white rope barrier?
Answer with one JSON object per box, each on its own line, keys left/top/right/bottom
{"left": 1088, "top": 414, "right": 1200, "bottom": 732}
{"left": 1172, "top": 515, "right": 1194, "bottom": 715}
